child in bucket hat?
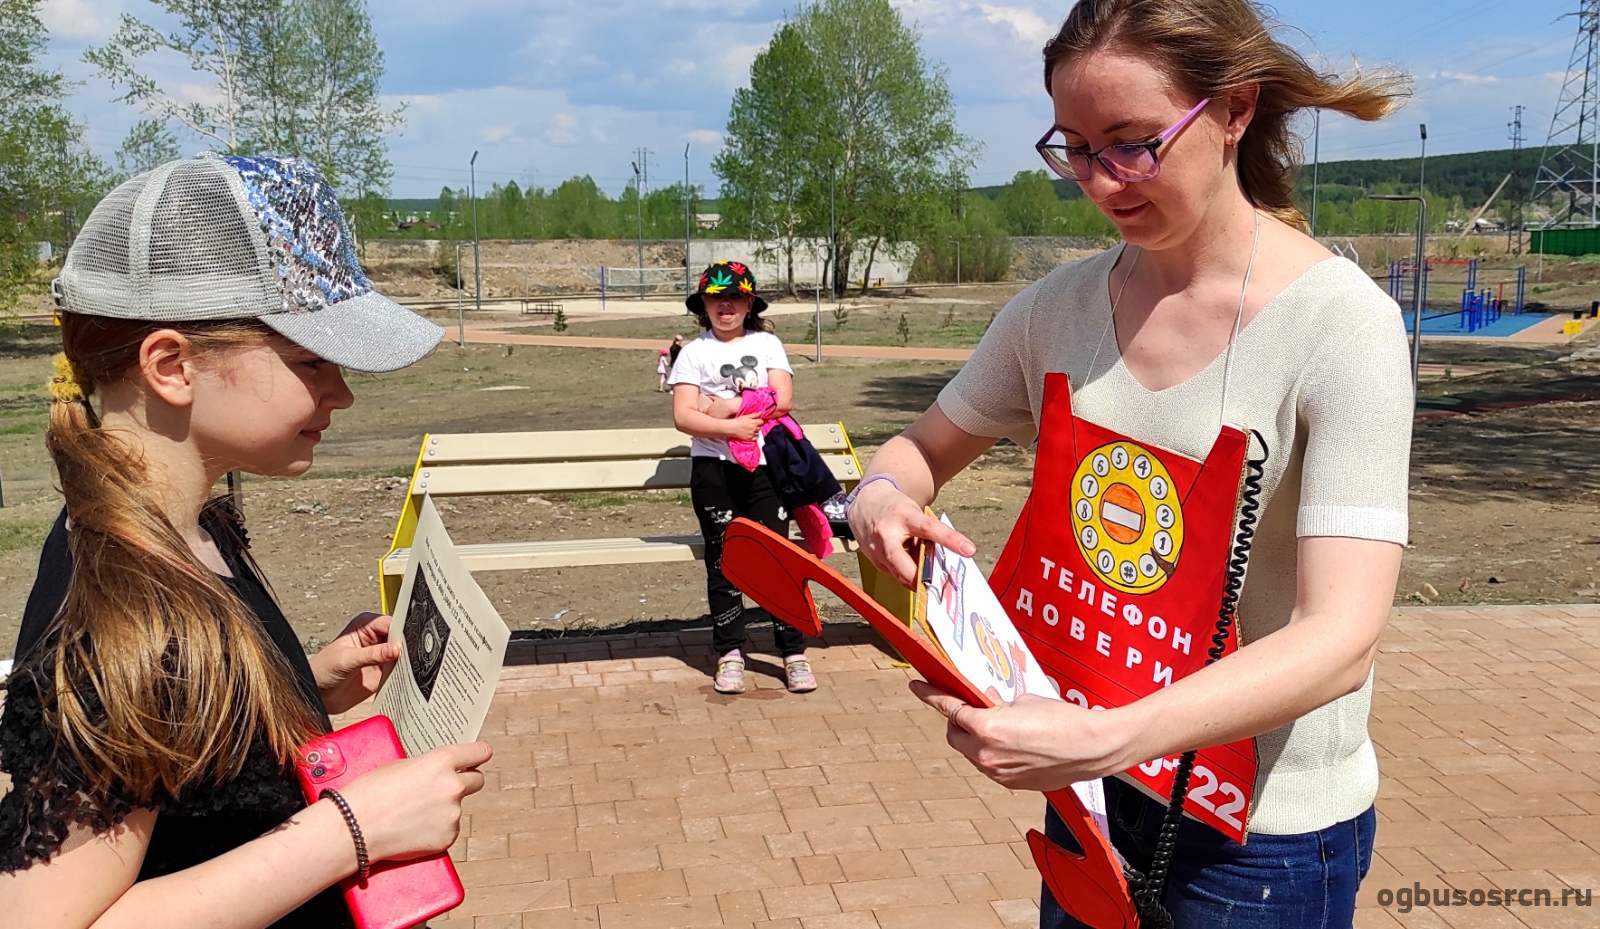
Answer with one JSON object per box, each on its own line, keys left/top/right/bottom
{"left": 1, "top": 154, "right": 489, "bottom": 928}
{"left": 684, "top": 259, "right": 770, "bottom": 326}
{"left": 669, "top": 260, "right": 836, "bottom": 695}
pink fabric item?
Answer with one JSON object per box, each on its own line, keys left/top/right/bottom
{"left": 794, "top": 502, "right": 834, "bottom": 559}
{"left": 727, "top": 388, "right": 777, "bottom": 471}
{"left": 720, "top": 385, "right": 832, "bottom": 553}
{"left": 725, "top": 386, "right": 835, "bottom": 557}
{"left": 727, "top": 387, "right": 804, "bottom": 470}
{"left": 761, "top": 414, "right": 803, "bottom": 440}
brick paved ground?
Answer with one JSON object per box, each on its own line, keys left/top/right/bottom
{"left": 422, "top": 604, "right": 1600, "bottom": 929}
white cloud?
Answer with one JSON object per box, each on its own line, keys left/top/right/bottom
{"left": 1430, "top": 70, "right": 1500, "bottom": 85}
{"left": 380, "top": 85, "right": 708, "bottom": 194}
{"left": 659, "top": 0, "right": 766, "bottom": 11}
{"left": 39, "top": 0, "right": 1584, "bottom": 197}
{"left": 709, "top": 41, "right": 768, "bottom": 91}
{"left": 39, "top": 0, "right": 118, "bottom": 42}
{"left": 543, "top": 113, "right": 578, "bottom": 147}
{"left": 367, "top": 0, "right": 532, "bottom": 28}
{"left": 174, "top": 81, "right": 224, "bottom": 107}
{"left": 976, "top": 4, "right": 1053, "bottom": 46}
{"left": 393, "top": 93, "right": 446, "bottom": 116}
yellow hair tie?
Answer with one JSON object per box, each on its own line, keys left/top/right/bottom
{"left": 48, "top": 353, "right": 86, "bottom": 404}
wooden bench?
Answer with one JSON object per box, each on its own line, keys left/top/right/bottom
{"left": 520, "top": 299, "right": 560, "bottom": 316}
{"left": 378, "top": 424, "right": 912, "bottom": 623}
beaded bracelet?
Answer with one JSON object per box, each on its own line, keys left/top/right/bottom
{"left": 321, "top": 788, "right": 371, "bottom": 880}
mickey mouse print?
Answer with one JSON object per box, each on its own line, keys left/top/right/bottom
{"left": 667, "top": 328, "right": 794, "bottom": 462}
{"left": 721, "top": 355, "right": 762, "bottom": 393}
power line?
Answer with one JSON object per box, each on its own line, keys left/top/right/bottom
{"left": 1330, "top": 123, "right": 1508, "bottom": 155}
{"left": 1390, "top": 0, "right": 1512, "bottom": 40}
{"left": 1472, "top": 34, "right": 1575, "bottom": 75}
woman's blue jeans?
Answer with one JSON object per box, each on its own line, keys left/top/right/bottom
{"left": 1040, "top": 777, "right": 1376, "bottom": 929}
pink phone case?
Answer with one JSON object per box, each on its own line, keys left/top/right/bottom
{"left": 295, "top": 715, "right": 466, "bottom": 929}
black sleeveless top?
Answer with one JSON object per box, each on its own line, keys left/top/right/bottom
{"left": 0, "top": 505, "right": 352, "bottom": 928}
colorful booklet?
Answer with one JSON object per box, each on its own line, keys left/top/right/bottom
{"left": 915, "top": 515, "right": 1113, "bottom": 844}
{"left": 720, "top": 517, "right": 1138, "bottom": 929}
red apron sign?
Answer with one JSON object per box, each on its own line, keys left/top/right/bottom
{"left": 989, "top": 372, "right": 1259, "bottom": 843}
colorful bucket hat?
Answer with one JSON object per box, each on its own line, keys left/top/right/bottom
{"left": 686, "top": 260, "right": 769, "bottom": 316}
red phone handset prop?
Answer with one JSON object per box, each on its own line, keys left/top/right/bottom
{"left": 721, "top": 520, "right": 1140, "bottom": 929}
{"left": 987, "top": 374, "right": 1259, "bottom": 844}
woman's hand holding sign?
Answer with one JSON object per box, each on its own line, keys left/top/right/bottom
{"left": 848, "top": 405, "right": 995, "bottom": 586}
{"left": 848, "top": 479, "right": 975, "bottom": 586}
{"left": 910, "top": 682, "right": 1135, "bottom": 791}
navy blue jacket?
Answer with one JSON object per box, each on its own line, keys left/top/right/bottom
{"left": 763, "top": 428, "right": 843, "bottom": 511}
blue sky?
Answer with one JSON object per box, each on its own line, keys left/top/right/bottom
{"left": 36, "top": 0, "right": 1585, "bottom": 198}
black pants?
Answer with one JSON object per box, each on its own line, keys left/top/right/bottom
{"left": 691, "top": 457, "right": 807, "bottom": 657}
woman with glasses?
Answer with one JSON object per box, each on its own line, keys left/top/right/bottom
{"left": 846, "top": 1, "right": 1413, "bottom": 926}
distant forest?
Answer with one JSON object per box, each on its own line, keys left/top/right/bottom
{"left": 970, "top": 147, "right": 1537, "bottom": 236}
{"left": 376, "top": 146, "right": 1539, "bottom": 241}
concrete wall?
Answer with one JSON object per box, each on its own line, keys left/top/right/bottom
{"left": 687, "top": 239, "right": 916, "bottom": 288}
{"left": 361, "top": 237, "right": 919, "bottom": 295}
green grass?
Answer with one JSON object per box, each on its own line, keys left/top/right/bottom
{"left": 0, "top": 517, "right": 52, "bottom": 556}
{"left": 567, "top": 492, "right": 634, "bottom": 510}
{"left": 558, "top": 302, "right": 1002, "bottom": 350}
{"left": 311, "top": 462, "right": 418, "bottom": 481}
{"left": 564, "top": 490, "right": 693, "bottom": 510}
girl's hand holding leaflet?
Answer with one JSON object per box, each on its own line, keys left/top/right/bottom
{"left": 311, "top": 612, "right": 401, "bottom": 714}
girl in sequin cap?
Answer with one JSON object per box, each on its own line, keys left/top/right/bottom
{"left": 1, "top": 154, "right": 490, "bottom": 929}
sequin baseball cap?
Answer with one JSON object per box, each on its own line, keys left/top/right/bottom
{"left": 52, "top": 153, "right": 442, "bottom": 373}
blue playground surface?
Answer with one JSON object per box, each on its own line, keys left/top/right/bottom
{"left": 1416, "top": 310, "right": 1552, "bottom": 337}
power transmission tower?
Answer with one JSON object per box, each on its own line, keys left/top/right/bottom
{"left": 1530, "top": 1, "right": 1600, "bottom": 227}
{"left": 1509, "top": 105, "right": 1526, "bottom": 252}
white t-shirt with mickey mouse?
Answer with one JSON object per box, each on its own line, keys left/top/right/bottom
{"left": 668, "top": 329, "right": 793, "bottom": 462}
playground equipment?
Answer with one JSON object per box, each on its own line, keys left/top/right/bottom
{"left": 1458, "top": 289, "right": 1503, "bottom": 334}
{"left": 1386, "top": 259, "right": 1528, "bottom": 318}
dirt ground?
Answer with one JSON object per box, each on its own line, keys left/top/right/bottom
{"left": 362, "top": 239, "right": 692, "bottom": 300}
{"left": 0, "top": 286, "right": 1597, "bottom": 657}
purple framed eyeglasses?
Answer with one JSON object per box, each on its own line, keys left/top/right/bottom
{"left": 1036, "top": 97, "right": 1211, "bottom": 183}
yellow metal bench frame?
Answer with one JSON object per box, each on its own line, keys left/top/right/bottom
{"left": 378, "top": 424, "right": 912, "bottom": 624}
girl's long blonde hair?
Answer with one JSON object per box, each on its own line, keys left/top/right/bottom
{"left": 40, "top": 314, "right": 320, "bottom": 804}
{"left": 1043, "top": 0, "right": 1411, "bottom": 227}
